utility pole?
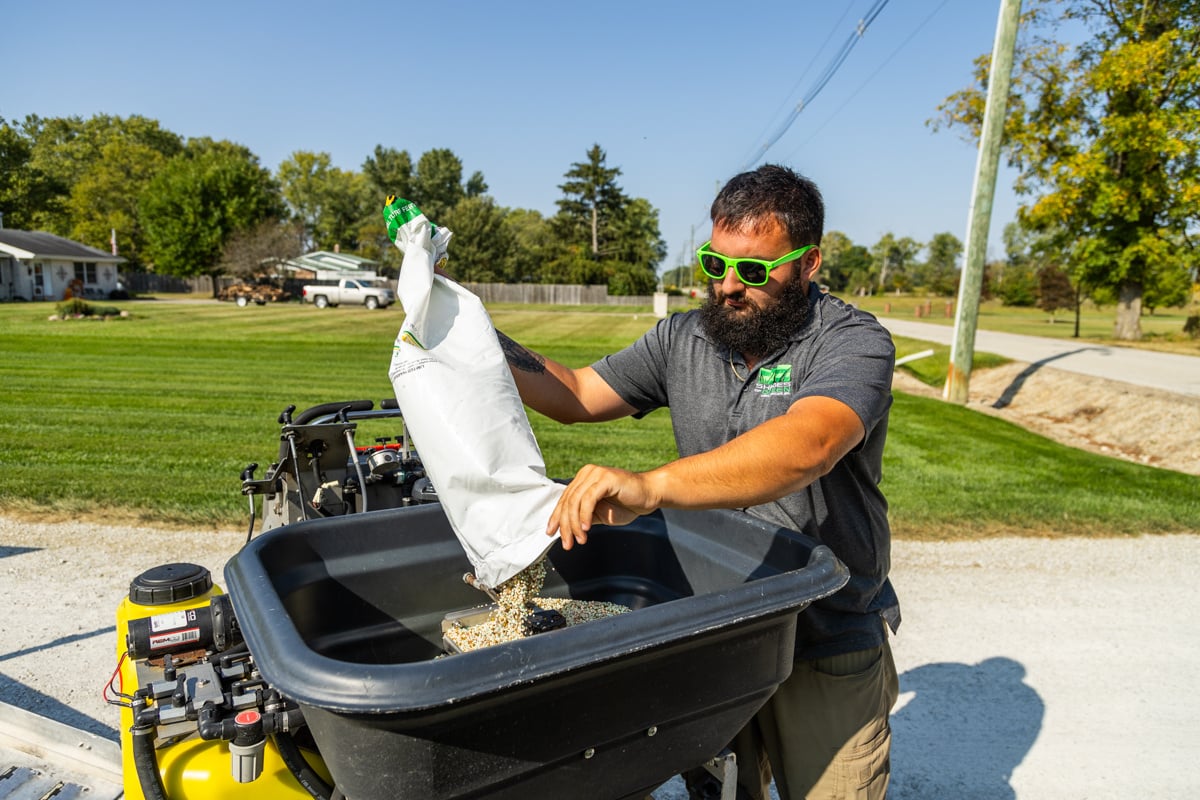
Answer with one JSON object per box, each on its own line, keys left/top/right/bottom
{"left": 944, "top": 0, "right": 1022, "bottom": 404}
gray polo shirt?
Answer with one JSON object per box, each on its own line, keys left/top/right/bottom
{"left": 592, "top": 286, "right": 900, "bottom": 659}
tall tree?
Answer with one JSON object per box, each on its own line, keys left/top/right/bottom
{"left": 69, "top": 137, "right": 172, "bottom": 268}
{"left": 1037, "top": 264, "right": 1077, "bottom": 321}
{"left": 555, "top": 144, "right": 628, "bottom": 258}
{"left": 411, "top": 148, "right": 468, "bottom": 223}
{"left": 608, "top": 197, "right": 667, "bottom": 282}
{"left": 362, "top": 145, "right": 413, "bottom": 201}
{"left": 820, "top": 231, "right": 873, "bottom": 293}
{"left": 0, "top": 118, "right": 48, "bottom": 230}
{"left": 918, "top": 232, "right": 964, "bottom": 296}
{"left": 502, "top": 208, "right": 561, "bottom": 283}
{"left": 20, "top": 114, "right": 182, "bottom": 235}
{"left": 992, "top": 222, "right": 1041, "bottom": 306}
{"left": 140, "top": 139, "right": 284, "bottom": 293}
{"left": 934, "top": 0, "right": 1200, "bottom": 340}
{"left": 443, "top": 196, "right": 516, "bottom": 282}
{"left": 871, "top": 233, "right": 921, "bottom": 293}
{"left": 359, "top": 146, "right": 414, "bottom": 272}
{"left": 311, "top": 169, "right": 370, "bottom": 252}
{"left": 278, "top": 151, "right": 335, "bottom": 251}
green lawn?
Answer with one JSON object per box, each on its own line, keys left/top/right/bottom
{"left": 0, "top": 299, "right": 1195, "bottom": 537}
{"left": 846, "top": 294, "right": 1200, "bottom": 356}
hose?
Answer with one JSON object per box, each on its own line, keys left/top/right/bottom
{"left": 131, "top": 723, "right": 169, "bottom": 800}
{"left": 274, "top": 730, "right": 334, "bottom": 800}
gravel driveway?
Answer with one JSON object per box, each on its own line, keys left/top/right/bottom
{"left": 1, "top": 515, "right": 1197, "bottom": 799}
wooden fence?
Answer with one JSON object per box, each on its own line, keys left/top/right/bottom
{"left": 460, "top": 283, "right": 694, "bottom": 310}
{"left": 123, "top": 273, "right": 696, "bottom": 310}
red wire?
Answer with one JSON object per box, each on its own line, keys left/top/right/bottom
{"left": 103, "top": 650, "right": 130, "bottom": 703}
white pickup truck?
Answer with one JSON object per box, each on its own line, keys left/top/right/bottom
{"left": 301, "top": 278, "right": 396, "bottom": 310}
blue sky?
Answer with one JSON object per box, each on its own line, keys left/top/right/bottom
{"left": 5, "top": 0, "right": 1025, "bottom": 270}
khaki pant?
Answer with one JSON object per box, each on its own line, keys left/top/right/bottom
{"left": 732, "top": 637, "right": 899, "bottom": 800}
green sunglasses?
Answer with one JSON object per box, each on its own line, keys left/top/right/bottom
{"left": 696, "top": 241, "right": 816, "bottom": 286}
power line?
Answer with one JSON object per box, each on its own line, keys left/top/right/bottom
{"left": 735, "top": 3, "right": 858, "bottom": 172}
{"left": 780, "top": 0, "right": 954, "bottom": 163}
{"left": 738, "top": 0, "right": 892, "bottom": 173}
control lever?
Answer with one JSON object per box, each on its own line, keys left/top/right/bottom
{"left": 240, "top": 463, "right": 258, "bottom": 542}
{"left": 338, "top": 406, "right": 368, "bottom": 513}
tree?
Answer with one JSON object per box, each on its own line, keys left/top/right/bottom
{"left": 820, "top": 231, "right": 875, "bottom": 294}
{"left": 411, "top": 148, "right": 469, "bottom": 223}
{"left": 934, "top": 0, "right": 1200, "bottom": 340}
{"left": 993, "top": 220, "right": 1042, "bottom": 306}
{"left": 1037, "top": 264, "right": 1077, "bottom": 321}
{"left": 0, "top": 118, "right": 48, "bottom": 230}
{"left": 362, "top": 145, "right": 413, "bottom": 201}
{"left": 606, "top": 197, "right": 667, "bottom": 292}
{"left": 278, "top": 151, "right": 335, "bottom": 251}
{"left": 818, "top": 231, "right": 852, "bottom": 292}
{"left": 140, "top": 139, "right": 284, "bottom": 293}
{"left": 443, "top": 196, "right": 516, "bottom": 282}
{"left": 69, "top": 137, "right": 171, "bottom": 268}
{"left": 555, "top": 144, "right": 628, "bottom": 259}
{"left": 502, "top": 209, "right": 562, "bottom": 283}
{"left": 917, "top": 232, "right": 964, "bottom": 296}
{"left": 218, "top": 218, "right": 303, "bottom": 280}
{"left": 552, "top": 145, "right": 666, "bottom": 291}
{"left": 359, "top": 146, "right": 414, "bottom": 274}
{"left": 20, "top": 114, "right": 182, "bottom": 236}
{"left": 311, "top": 169, "right": 370, "bottom": 253}
{"left": 871, "top": 233, "right": 920, "bottom": 293}
{"left": 3, "top": 114, "right": 182, "bottom": 236}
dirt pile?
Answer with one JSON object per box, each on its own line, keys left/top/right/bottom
{"left": 893, "top": 363, "right": 1200, "bottom": 476}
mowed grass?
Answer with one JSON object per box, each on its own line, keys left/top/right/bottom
{"left": 848, "top": 294, "right": 1200, "bottom": 356}
{"left": 0, "top": 299, "right": 1195, "bottom": 537}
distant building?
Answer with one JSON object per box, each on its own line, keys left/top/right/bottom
{"left": 0, "top": 230, "right": 126, "bottom": 301}
{"left": 278, "top": 251, "right": 381, "bottom": 283}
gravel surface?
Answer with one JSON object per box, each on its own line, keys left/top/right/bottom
{"left": 2, "top": 514, "right": 1196, "bottom": 799}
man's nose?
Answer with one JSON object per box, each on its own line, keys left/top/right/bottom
{"left": 720, "top": 267, "right": 746, "bottom": 293}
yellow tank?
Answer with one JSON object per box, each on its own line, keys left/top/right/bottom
{"left": 115, "top": 563, "right": 330, "bottom": 800}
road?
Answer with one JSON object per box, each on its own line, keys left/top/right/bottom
{"left": 878, "top": 317, "right": 1200, "bottom": 397}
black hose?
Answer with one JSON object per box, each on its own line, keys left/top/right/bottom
{"left": 131, "top": 723, "right": 169, "bottom": 800}
{"left": 293, "top": 400, "right": 374, "bottom": 426}
{"left": 274, "top": 730, "right": 334, "bottom": 800}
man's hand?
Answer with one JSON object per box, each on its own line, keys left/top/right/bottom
{"left": 547, "top": 465, "right": 661, "bottom": 549}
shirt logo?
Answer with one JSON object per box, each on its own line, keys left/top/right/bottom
{"left": 756, "top": 364, "right": 792, "bottom": 397}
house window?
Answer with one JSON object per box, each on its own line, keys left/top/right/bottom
{"left": 74, "top": 262, "right": 98, "bottom": 283}
{"left": 33, "top": 263, "right": 44, "bottom": 288}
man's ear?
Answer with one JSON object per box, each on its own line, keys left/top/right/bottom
{"left": 801, "top": 246, "right": 822, "bottom": 281}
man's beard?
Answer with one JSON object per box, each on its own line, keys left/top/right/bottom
{"left": 699, "top": 273, "right": 812, "bottom": 359}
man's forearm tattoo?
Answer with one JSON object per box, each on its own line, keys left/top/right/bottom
{"left": 497, "top": 330, "right": 547, "bottom": 374}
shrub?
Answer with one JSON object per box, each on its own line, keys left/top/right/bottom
{"left": 57, "top": 298, "right": 93, "bottom": 317}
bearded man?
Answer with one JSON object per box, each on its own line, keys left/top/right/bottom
{"left": 497, "top": 164, "right": 900, "bottom": 800}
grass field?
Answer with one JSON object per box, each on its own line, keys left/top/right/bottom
{"left": 847, "top": 294, "right": 1200, "bottom": 356}
{"left": 0, "top": 298, "right": 1195, "bottom": 537}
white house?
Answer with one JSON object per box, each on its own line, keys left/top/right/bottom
{"left": 0, "top": 229, "right": 125, "bottom": 301}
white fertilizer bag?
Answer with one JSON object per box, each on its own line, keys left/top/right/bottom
{"left": 383, "top": 197, "right": 563, "bottom": 589}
